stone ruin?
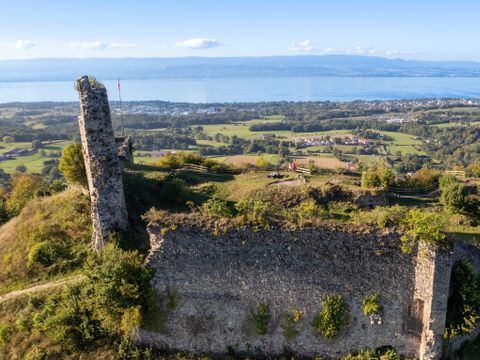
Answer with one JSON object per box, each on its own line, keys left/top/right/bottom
{"left": 74, "top": 75, "right": 480, "bottom": 359}
{"left": 76, "top": 75, "right": 129, "bottom": 250}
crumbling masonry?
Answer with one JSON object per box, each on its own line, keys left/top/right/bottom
{"left": 75, "top": 75, "right": 480, "bottom": 359}
{"left": 76, "top": 75, "right": 128, "bottom": 250}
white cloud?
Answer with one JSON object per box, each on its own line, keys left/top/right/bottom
{"left": 386, "top": 50, "right": 419, "bottom": 57}
{"left": 16, "top": 40, "right": 36, "bottom": 51}
{"left": 290, "top": 40, "right": 315, "bottom": 52}
{"left": 354, "top": 46, "right": 376, "bottom": 55}
{"left": 175, "top": 38, "right": 223, "bottom": 49}
{"left": 320, "top": 46, "right": 376, "bottom": 55}
{"left": 68, "top": 41, "right": 137, "bottom": 51}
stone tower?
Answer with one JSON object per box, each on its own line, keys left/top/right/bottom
{"left": 76, "top": 75, "right": 129, "bottom": 250}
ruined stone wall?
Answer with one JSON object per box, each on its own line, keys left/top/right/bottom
{"left": 76, "top": 76, "right": 128, "bottom": 249}
{"left": 143, "top": 225, "right": 420, "bottom": 358}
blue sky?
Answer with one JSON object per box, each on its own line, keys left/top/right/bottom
{"left": 1, "top": 0, "right": 479, "bottom": 60}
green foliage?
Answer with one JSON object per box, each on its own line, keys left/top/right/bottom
{"left": 0, "top": 323, "right": 11, "bottom": 345}
{"left": 439, "top": 175, "right": 467, "bottom": 214}
{"left": 445, "top": 260, "right": 480, "bottom": 338}
{"left": 342, "top": 348, "right": 400, "bottom": 360}
{"left": 280, "top": 308, "right": 304, "bottom": 339}
{"left": 59, "top": 142, "right": 88, "bottom": 187}
{"left": 87, "top": 76, "right": 105, "bottom": 89}
{"left": 24, "top": 243, "right": 154, "bottom": 352}
{"left": 362, "top": 293, "right": 382, "bottom": 316}
{"left": 27, "top": 241, "right": 60, "bottom": 267}
{"left": 235, "top": 198, "right": 273, "bottom": 227}
{"left": 23, "top": 346, "right": 49, "bottom": 360}
{"left": 84, "top": 243, "right": 154, "bottom": 336}
{"left": 157, "top": 174, "right": 189, "bottom": 205}
{"left": 400, "top": 209, "right": 446, "bottom": 253}
{"left": 5, "top": 174, "right": 48, "bottom": 216}
{"left": 361, "top": 171, "right": 381, "bottom": 188}
{"left": 167, "top": 287, "right": 179, "bottom": 311}
{"left": 2, "top": 135, "right": 14, "bottom": 143}
{"left": 365, "top": 205, "right": 408, "bottom": 228}
{"left": 201, "top": 197, "right": 232, "bottom": 218}
{"left": 254, "top": 303, "right": 269, "bottom": 335}
{"left": 15, "top": 164, "right": 27, "bottom": 173}
{"left": 312, "top": 294, "right": 349, "bottom": 338}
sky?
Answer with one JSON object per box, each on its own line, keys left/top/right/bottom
{"left": 1, "top": 0, "right": 480, "bottom": 61}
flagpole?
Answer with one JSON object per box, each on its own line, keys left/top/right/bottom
{"left": 118, "top": 78, "right": 125, "bottom": 138}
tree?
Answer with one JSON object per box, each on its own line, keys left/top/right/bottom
{"left": 31, "top": 139, "right": 42, "bottom": 150}
{"left": 439, "top": 175, "right": 467, "bottom": 214}
{"left": 15, "top": 165, "right": 27, "bottom": 173}
{"left": 5, "top": 174, "right": 48, "bottom": 216}
{"left": 59, "top": 143, "right": 88, "bottom": 187}
{"left": 361, "top": 171, "right": 381, "bottom": 188}
{"left": 2, "top": 136, "right": 13, "bottom": 143}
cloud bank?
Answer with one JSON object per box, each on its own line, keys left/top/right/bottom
{"left": 175, "top": 38, "right": 223, "bottom": 49}
{"left": 68, "top": 41, "right": 137, "bottom": 51}
{"left": 16, "top": 40, "right": 36, "bottom": 51}
{"left": 290, "top": 40, "right": 315, "bottom": 52}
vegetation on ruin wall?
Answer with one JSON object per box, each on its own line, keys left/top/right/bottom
{"left": 312, "top": 294, "right": 349, "bottom": 338}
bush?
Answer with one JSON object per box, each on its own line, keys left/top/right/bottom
{"left": 361, "top": 171, "right": 381, "bottom": 188}
{"left": 312, "top": 294, "right": 349, "bottom": 338}
{"left": 201, "top": 197, "right": 232, "bottom": 218}
{"left": 0, "top": 324, "right": 11, "bottom": 345}
{"left": 439, "top": 175, "right": 467, "bottom": 214}
{"left": 59, "top": 143, "right": 88, "bottom": 187}
{"left": 364, "top": 205, "right": 407, "bottom": 228}
{"left": 362, "top": 293, "right": 382, "bottom": 316}
{"left": 27, "top": 241, "right": 60, "bottom": 267}
{"left": 23, "top": 346, "right": 49, "bottom": 360}
{"left": 6, "top": 174, "right": 49, "bottom": 216}
{"left": 445, "top": 260, "right": 480, "bottom": 338}
{"left": 254, "top": 303, "right": 269, "bottom": 335}
{"left": 400, "top": 209, "right": 446, "bottom": 253}
{"left": 15, "top": 164, "right": 27, "bottom": 173}
{"left": 280, "top": 308, "right": 303, "bottom": 339}
{"left": 158, "top": 175, "right": 189, "bottom": 204}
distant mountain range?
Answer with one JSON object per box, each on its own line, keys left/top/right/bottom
{"left": 2, "top": 55, "right": 480, "bottom": 81}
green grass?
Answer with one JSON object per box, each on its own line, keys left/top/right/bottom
{"left": 387, "top": 144, "right": 426, "bottom": 156}
{"left": 433, "top": 122, "right": 466, "bottom": 128}
{"left": 376, "top": 130, "right": 421, "bottom": 146}
{"left": 0, "top": 141, "right": 70, "bottom": 174}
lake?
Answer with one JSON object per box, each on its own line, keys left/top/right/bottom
{"left": 0, "top": 76, "right": 479, "bottom": 103}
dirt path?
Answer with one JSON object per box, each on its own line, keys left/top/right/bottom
{"left": 0, "top": 275, "right": 85, "bottom": 303}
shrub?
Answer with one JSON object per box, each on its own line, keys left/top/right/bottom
{"left": 27, "top": 241, "right": 60, "bottom": 267}
{"left": 371, "top": 205, "right": 407, "bottom": 228}
{"left": 235, "top": 199, "right": 273, "bottom": 227}
{"left": 254, "top": 303, "right": 269, "bottom": 335}
{"left": 6, "top": 174, "right": 48, "bottom": 216}
{"left": 0, "top": 324, "right": 11, "bottom": 345}
{"left": 445, "top": 260, "right": 480, "bottom": 338}
{"left": 312, "top": 294, "right": 349, "bottom": 338}
{"left": 280, "top": 308, "right": 304, "bottom": 339}
{"left": 23, "top": 346, "right": 49, "bottom": 360}
{"left": 158, "top": 174, "right": 189, "bottom": 204}
{"left": 400, "top": 209, "right": 446, "bottom": 253}
{"left": 15, "top": 164, "right": 27, "bottom": 173}
{"left": 439, "top": 175, "right": 467, "bottom": 214}
{"left": 59, "top": 143, "right": 88, "bottom": 187}
{"left": 201, "top": 197, "right": 232, "bottom": 218}
{"left": 361, "top": 171, "right": 381, "bottom": 188}
{"left": 362, "top": 293, "right": 382, "bottom": 316}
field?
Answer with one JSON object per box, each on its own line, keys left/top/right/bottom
{"left": 0, "top": 140, "right": 70, "bottom": 174}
